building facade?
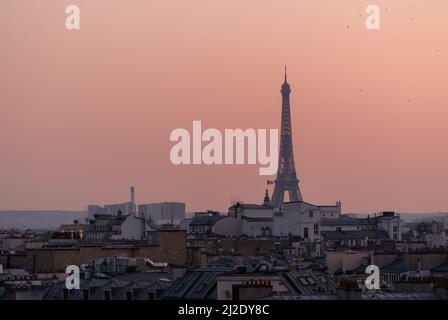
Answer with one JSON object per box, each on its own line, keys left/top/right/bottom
{"left": 138, "top": 202, "right": 186, "bottom": 225}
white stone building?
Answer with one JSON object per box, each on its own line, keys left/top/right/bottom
{"left": 273, "top": 201, "right": 341, "bottom": 240}
{"left": 228, "top": 202, "right": 274, "bottom": 237}
{"left": 188, "top": 192, "right": 342, "bottom": 240}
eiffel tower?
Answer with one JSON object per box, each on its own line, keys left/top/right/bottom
{"left": 271, "top": 67, "right": 303, "bottom": 208}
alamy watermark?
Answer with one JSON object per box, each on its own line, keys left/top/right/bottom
{"left": 365, "top": 264, "right": 380, "bottom": 290}
{"left": 65, "top": 5, "right": 80, "bottom": 30}
{"left": 365, "top": 5, "right": 381, "bottom": 30}
{"left": 169, "top": 121, "right": 278, "bottom": 176}
{"left": 65, "top": 265, "right": 80, "bottom": 290}
{"left": 64, "top": 4, "right": 382, "bottom": 32}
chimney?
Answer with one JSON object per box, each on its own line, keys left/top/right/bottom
{"left": 130, "top": 186, "right": 135, "bottom": 204}
{"left": 233, "top": 280, "right": 273, "bottom": 300}
{"left": 130, "top": 186, "right": 136, "bottom": 215}
{"left": 336, "top": 279, "right": 362, "bottom": 300}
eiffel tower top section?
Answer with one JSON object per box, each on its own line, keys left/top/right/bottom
{"left": 271, "top": 67, "right": 303, "bottom": 208}
{"left": 281, "top": 65, "right": 291, "bottom": 93}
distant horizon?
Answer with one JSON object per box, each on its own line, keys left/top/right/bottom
{"left": 1, "top": 208, "right": 447, "bottom": 230}
{"left": 1, "top": 209, "right": 448, "bottom": 215}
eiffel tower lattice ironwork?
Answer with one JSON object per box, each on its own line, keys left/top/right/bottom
{"left": 271, "top": 67, "right": 303, "bottom": 208}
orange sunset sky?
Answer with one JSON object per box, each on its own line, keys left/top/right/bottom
{"left": 0, "top": 0, "right": 447, "bottom": 213}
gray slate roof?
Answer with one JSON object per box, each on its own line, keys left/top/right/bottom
{"left": 321, "top": 217, "right": 376, "bottom": 226}
{"left": 42, "top": 272, "right": 171, "bottom": 300}
{"left": 190, "top": 215, "right": 225, "bottom": 226}
{"left": 162, "top": 267, "right": 234, "bottom": 300}
{"left": 265, "top": 292, "right": 440, "bottom": 300}
{"left": 324, "top": 230, "right": 388, "bottom": 240}
{"left": 432, "top": 258, "right": 448, "bottom": 273}
{"left": 242, "top": 217, "right": 273, "bottom": 222}
{"left": 280, "top": 271, "right": 338, "bottom": 295}
{"left": 381, "top": 256, "right": 408, "bottom": 274}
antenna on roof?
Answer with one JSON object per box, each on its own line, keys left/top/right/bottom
{"left": 231, "top": 196, "right": 241, "bottom": 206}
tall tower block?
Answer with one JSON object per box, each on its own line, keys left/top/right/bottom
{"left": 271, "top": 67, "right": 303, "bottom": 208}
{"left": 130, "top": 186, "right": 135, "bottom": 204}
{"left": 130, "top": 186, "right": 136, "bottom": 215}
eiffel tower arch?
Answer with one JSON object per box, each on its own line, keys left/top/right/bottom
{"left": 271, "top": 67, "right": 303, "bottom": 208}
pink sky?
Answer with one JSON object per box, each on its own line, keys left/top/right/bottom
{"left": 0, "top": 0, "right": 447, "bottom": 213}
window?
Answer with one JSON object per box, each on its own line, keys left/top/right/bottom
{"left": 263, "top": 227, "right": 272, "bottom": 237}
{"left": 314, "top": 224, "right": 319, "bottom": 235}
{"left": 393, "top": 226, "right": 398, "bottom": 240}
{"left": 298, "top": 277, "right": 310, "bottom": 286}
{"left": 148, "top": 292, "right": 156, "bottom": 300}
{"left": 336, "top": 226, "right": 342, "bottom": 232}
{"left": 303, "top": 227, "right": 309, "bottom": 238}
{"left": 309, "top": 211, "right": 314, "bottom": 218}
{"left": 305, "top": 277, "right": 315, "bottom": 285}
{"left": 82, "top": 289, "right": 90, "bottom": 300}
{"left": 126, "top": 291, "right": 133, "bottom": 300}
{"left": 297, "top": 276, "right": 315, "bottom": 286}
{"left": 104, "top": 290, "right": 111, "bottom": 300}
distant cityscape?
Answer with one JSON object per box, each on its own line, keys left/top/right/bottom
{"left": 2, "top": 210, "right": 448, "bottom": 230}
{"left": 1, "top": 75, "right": 447, "bottom": 301}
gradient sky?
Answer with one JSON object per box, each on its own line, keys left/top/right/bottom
{"left": 0, "top": 0, "right": 447, "bottom": 213}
